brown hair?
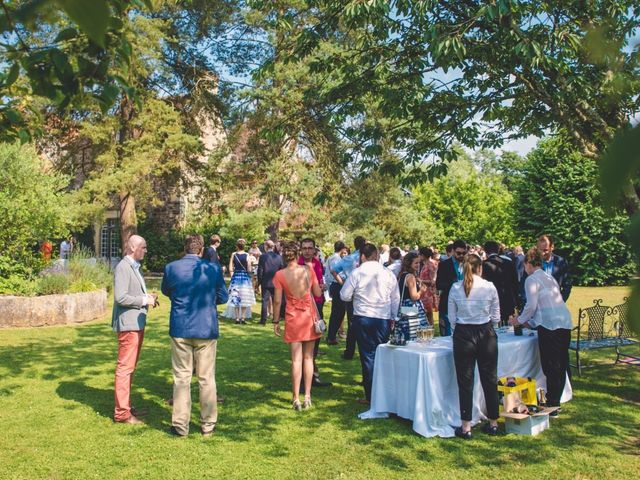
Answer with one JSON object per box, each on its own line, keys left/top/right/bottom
{"left": 400, "top": 251, "right": 419, "bottom": 275}
{"left": 525, "top": 246, "right": 543, "bottom": 267}
{"left": 462, "top": 253, "right": 483, "bottom": 297}
{"left": 185, "top": 234, "right": 204, "bottom": 255}
{"left": 236, "top": 238, "right": 246, "bottom": 250}
{"left": 281, "top": 240, "right": 300, "bottom": 263}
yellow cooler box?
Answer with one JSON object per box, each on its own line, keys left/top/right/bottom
{"left": 497, "top": 377, "right": 537, "bottom": 413}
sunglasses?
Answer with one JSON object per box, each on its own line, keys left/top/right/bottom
{"left": 454, "top": 250, "right": 466, "bottom": 256}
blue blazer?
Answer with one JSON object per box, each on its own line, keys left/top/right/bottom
{"left": 161, "top": 254, "right": 229, "bottom": 339}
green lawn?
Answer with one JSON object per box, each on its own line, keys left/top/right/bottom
{"left": 0, "top": 285, "right": 638, "bottom": 480}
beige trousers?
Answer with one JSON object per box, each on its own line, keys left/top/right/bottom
{"left": 171, "top": 337, "right": 218, "bottom": 435}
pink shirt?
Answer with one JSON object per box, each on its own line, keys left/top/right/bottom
{"left": 298, "top": 256, "right": 324, "bottom": 303}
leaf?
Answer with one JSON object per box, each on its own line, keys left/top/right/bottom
{"left": 54, "top": 27, "right": 78, "bottom": 43}
{"left": 4, "top": 108, "right": 23, "bottom": 124}
{"left": 599, "top": 125, "right": 640, "bottom": 208}
{"left": 56, "top": 0, "right": 110, "bottom": 47}
{"left": 5, "top": 63, "right": 19, "bottom": 87}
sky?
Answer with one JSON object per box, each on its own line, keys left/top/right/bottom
{"left": 500, "top": 135, "right": 539, "bottom": 157}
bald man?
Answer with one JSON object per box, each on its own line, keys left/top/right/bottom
{"left": 112, "top": 235, "right": 158, "bottom": 424}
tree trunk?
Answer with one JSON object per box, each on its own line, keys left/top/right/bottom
{"left": 119, "top": 192, "right": 138, "bottom": 253}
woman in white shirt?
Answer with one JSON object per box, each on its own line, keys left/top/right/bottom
{"left": 509, "top": 247, "right": 572, "bottom": 412}
{"left": 449, "top": 253, "right": 501, "bottom": 439}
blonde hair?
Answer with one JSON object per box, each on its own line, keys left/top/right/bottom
{"left": 462, "top": 253, "right": 483, "bottom": 297}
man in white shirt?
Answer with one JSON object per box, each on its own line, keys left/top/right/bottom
{"left": 340, "top": 243, "right": 400, "bottom": 404}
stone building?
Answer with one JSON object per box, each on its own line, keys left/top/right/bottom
{"left": 40, "top": 94, "right": 228, "bottom": 265}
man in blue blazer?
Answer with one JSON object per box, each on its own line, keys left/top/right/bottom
{"left": 161, "top": 234, "right": 228, "bottom": 437}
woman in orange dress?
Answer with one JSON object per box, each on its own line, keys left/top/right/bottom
{"left": 273, "top": 241, "right": 322, "bottom": 410}
{"left": 418, "top": 247, "right": 439, "bottom": 326}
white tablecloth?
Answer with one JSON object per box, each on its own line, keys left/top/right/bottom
{"left": 359, "top": 331, "right": 572, "bottom": 438}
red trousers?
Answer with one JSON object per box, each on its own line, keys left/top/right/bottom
{"left": 114, "top": 330, "right": 145, "bottom": 421}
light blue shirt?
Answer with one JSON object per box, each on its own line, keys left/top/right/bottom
{"left": 332, "top": 250, "right": 360, "bottom": 279}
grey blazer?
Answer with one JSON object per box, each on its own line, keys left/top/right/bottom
{"left": 111, "top": 257, "right": 148, "bottom": 332}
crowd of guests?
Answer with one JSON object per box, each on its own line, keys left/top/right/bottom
{"left": 111, "top": 231, "right": 573, "bottom": 439}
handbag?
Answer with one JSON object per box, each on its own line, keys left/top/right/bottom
{"left": 305, "top": 267, "right": 326, "bottom": 334}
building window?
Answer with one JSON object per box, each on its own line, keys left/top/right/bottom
{"left": 100, "top": 219, "right": 121, "bottom": 259}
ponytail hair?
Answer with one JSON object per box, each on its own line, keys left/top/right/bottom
{"left": 462, "top": 253, "right": 483, "bottom": 297}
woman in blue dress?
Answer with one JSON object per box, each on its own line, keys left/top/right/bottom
{"left": 223, "top": 238, "right": 256, "bottom": 323}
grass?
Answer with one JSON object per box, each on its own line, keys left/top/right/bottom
{"left": 0, "top": 285, "right": 638, "bottom": 480}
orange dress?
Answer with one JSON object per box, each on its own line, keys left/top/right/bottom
{"left": 273, "top": 269, "right": 321, "bottom": 344}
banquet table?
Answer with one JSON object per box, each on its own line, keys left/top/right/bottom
{"left": 358, "top": 330, "right": 572, "bottom": 438}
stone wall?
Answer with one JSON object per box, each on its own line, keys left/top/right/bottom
{"left": 0, "top": 290, "right": 108, "bottom": 328}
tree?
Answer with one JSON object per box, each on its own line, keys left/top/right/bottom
{"left": 0, "top": 0, "right": 151, "bottom": 142}
{"left": 0, "top": 142, "right": 70, "bottom": 279}
{"left": 514, "top": 135, "right": 635, "bottom": 286}
{"left": 413, "top": 152, "right": 518, "bottom": 247}
{"left": 251, "top": 0, "right": 640, "bottom": 210}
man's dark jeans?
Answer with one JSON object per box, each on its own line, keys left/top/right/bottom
{"left": 353, "top": 315, "right": 390, "bottom": 401}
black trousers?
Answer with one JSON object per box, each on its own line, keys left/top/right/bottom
{"left": 343, "top": 300, "right": 356, "bottom": 358}
{"left": 537, "top": 326, "right": 571, "bottom": 407}
{"left": 327, "top": 282, "right": 346, "bottom": 341}
{"left": 260, "top": 286, "right": 274, "bottom": 324}
{"left": 453, "top": 323, "right": 499, "bottom": 422}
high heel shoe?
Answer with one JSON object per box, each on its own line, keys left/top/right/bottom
{"left": 303, "top": 397, "right": 312, "bottom": 409}
{"left": 292, "top": 399, "right": 302, "bottom": 411}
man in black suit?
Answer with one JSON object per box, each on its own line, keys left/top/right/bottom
{"left": 257, "top": 240, "right": 284, "bottom": 325}
{"left": 436, "top": 239, "right": 467, "bottom": 336}
{"left": 482, "top": 240, "right": 519, "bottom": 326}
{"left": 202, "top": 234, "right": 221, "bottom": 265}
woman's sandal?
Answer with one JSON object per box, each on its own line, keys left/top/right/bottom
{"left": 292, "top": 399, "right": 302, "bottom": 411}
{"left": 303, "top": 397, "right": 312, "bottom": 409}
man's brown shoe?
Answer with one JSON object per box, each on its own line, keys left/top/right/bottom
{"left": 115, "top": 414, "right": 144, "bottom": 424}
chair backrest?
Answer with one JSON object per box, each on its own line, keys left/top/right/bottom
{"left": 611, "top": 297, "right": 631, "bottom": 338}
{"left": 578, "top": 299, "right": 611, "bottom": 340}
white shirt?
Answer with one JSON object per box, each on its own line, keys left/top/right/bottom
{"left": 448, "top": 275, "right": 500, "bottom": 330}
{"left": 340, "top": 260, "right": 400, "bottom": 320}
{"left": 379, "top": 251, "right": 389, "bottom": 265}
{"left": 60, "top": 240, "right": 71, "bottom": 259}
{"left": 518, "top": 269, "right": 572, "bottom": 330}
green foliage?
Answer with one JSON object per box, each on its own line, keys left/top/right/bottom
{"left": 37, "top": 273, "right": 71, "bottom": 295}
{"left": 0, "top": 0, "right": 152, "bottom": 142}
{"left": 514, "top": 136, "right": 635, "bottom": 286}
{"left": 413, "top": 152, "right": 518, "bottom": 247}
{"left": 599, "top": 123, "right": 640, "bottom": 334}
{"left": 66, "top": 246, "right": 112, "bottom": 292}
{"left": 0, "top": 142, "right": 70, "bottom": 279}
{"left": 0, "top": 275, "right": 38, "bottom": 296}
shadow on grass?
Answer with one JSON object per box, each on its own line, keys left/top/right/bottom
{"left": 1, "top": 302, "right": 639, "bottom": 474}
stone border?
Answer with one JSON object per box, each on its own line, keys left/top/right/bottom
{"left": 0, "top": 289, "right": 108, "bottom": 328}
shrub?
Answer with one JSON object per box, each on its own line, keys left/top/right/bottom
{"left": 0, "top": 275, "right": 38, "bottom": 296}
{"left": 0, "top": 143, "right": 71, "bottom": 280}
{"left": 67, "top": 246, "right": 112, "bottom": 292}
{"left": 68, "top": 279, "right": 99, "bottom": 293}
{"left": 37, "top": 274, "right": 70, "bottom": 295}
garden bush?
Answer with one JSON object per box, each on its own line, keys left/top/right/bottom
{"left": 37, "top": 274, "right": 70, "bottom": 295}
